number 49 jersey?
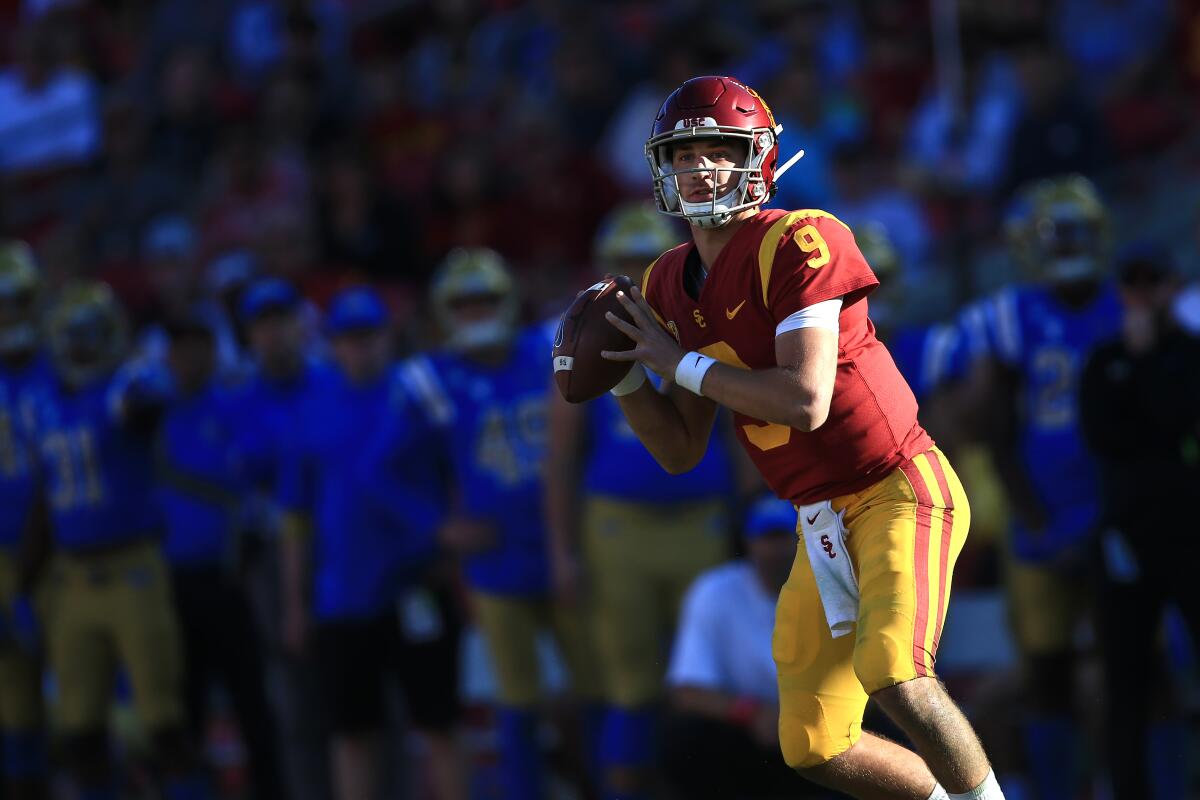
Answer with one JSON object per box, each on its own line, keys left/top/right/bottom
{"left": 398, "top": 325, "right": 552, "bottom": 595}
{"left": 975, "top": 282, "right": 1122, "bottom": 558}
{"left": 642, "top": 208, "right": 932, "bottom": 505}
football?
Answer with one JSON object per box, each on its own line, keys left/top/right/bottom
{"left": 553, "top": 274, "right": 637, "bottom": 403}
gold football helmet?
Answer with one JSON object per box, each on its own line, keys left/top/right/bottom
{"left": 45, "top": 282, "right": 130, "bottom": 387}
{"left": 431, "top": 247, "right": 519, "bottom": 351}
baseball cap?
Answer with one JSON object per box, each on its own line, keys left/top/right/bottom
{"left": 327, "top": 286, "right": 387, "bottom": 335}
{"left": 744, "top": 496, "right": 797, "bottom": 539}
{"left": 239, "top": 277, "right": 299, "bottom": 323}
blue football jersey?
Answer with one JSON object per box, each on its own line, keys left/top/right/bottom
{"left": 979, "top": 282, "right": 1122, "bottom": 559}
{"left": 0, "top": 355, "right": 53, "bottom": 550}
{"left": 885, "top": 323, "right": 962, "bottom": 404}
{"left": 279, "top": 367, "right": 441, "bottom": 621}
{"left": 157, "top": 380, "right": 244, "bottom": 568}
{"left": 32, "top": 367, "right": 165, "bottom": 551}
{"left": 397, "top": 326, "right": 553, "bottom": 595}
{"left": 230, "top": 360, "right": 332, "bottom": 492}
{"left": 583, "top": 390, "right": 734, "bottom": 503}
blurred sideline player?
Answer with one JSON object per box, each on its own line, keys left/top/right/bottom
{"left": 233, "top": 277, "right": 332, "bottom": 800}
{"left": 279, "top": 286, "right": 463, "bottom": 800}
{"left": 547, "top": 203, "right": 744, "bottom": 798}
{"left": 660, "top": 496, "right": 819, "bottom": 800}
{"left": 0, "top": 241, "right": 50, "bottom": 800}
{"left": 599, "top": 75, "right": 1003, "bottom": 800}
{"left": 28, "top": 283, "right": 207, "bottom": 800}
{"left": 382, "top": 249, "right": 602, "bottom": 800}
{"left": 157, "top": 310, "right": 283, "bottom": 798}
{"left": 1079, "top": 249, "right": 1200, "bottom": 799}
{"left": 963, "top": 176, "right": 1119, "bottom": 799}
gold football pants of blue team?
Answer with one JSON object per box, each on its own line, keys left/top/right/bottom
{"left": 46, "top": 540, "right": 185, "bottom": 733}
{"left": 0, "top": 552, "right": 42, "bottom": 734}
{"left": 583, "top": 495, "right": 729, "bottom": 708}
{"left": 774, "top": 448, "right": 970, "bottom": 768}
{"left": 472, "top": 591, "right": 603, "bottom": 707}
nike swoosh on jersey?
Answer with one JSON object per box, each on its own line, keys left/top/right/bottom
{"left": 726, "top": 300, "right": 747, "bottom": 319}
{"left": 806, "top": 512, "right": 820, "bottom": 525}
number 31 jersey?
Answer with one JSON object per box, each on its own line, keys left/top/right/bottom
{"left": 642, "top": 208, "right": 932, "bottom": 505}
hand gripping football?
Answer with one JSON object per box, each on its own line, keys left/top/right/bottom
{"left": 553, "top": 275, "right": 637, "bottom": 403}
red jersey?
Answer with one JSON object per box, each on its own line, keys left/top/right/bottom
{"left": 641, "top": 208, "right": 933, "bottom": 504}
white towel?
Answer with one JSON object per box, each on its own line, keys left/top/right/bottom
{"left": 798, "top": 500, "right": 858, "bottom": 638}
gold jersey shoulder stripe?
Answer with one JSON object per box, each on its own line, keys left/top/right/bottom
{"left": 756, "top": 209, "right": 851, "bottom": 308}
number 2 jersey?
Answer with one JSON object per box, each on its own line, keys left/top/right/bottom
{"left": 394, "top": 326, "right": 553, "bottom": 595}
{"left": 641, "top": 208, "right": 932, "bottom": 505}
{"left": 964, "top": 282, "right": 1122, "bottom": 560}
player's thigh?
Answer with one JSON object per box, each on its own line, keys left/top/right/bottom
{"left": 655, "top": 498, "right": 731, "bottom": 616}
{"left": 774, "top": 541, "right": 868, "bottom": 769}
{"left": 108, "top": 545, "right": 186, "bottom": 732}
{"left": 1005, "top": 558, "right": 1088, "bottom": 657}
{"left": 46, "top": 561, "right": 116, "bottom": 734}
{"left": 0, "top": 553, "right": 41, "bottom": 730}
{"left": 315, "top": 617, "right": 391, "bottom": 736}
{"left": 547, "top": 597, "right": 604, "bottom": 702}
{"left": 583, "top": 498, "right": 662, "bottom": 704}
{"left": 395, "top": 585, "right": 462, "bottom": 734}
{"left": 472, "top": 591, "right": 543, "bottom": 707}
{"left": 848, "top": 448, "right": 970, "bottom": 693}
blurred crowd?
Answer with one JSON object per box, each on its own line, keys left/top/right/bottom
{"left": 1, "top": 0, "right": 1200, "bottom": 799}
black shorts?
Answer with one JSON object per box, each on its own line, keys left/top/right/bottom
{"left": 315, "top": 585, "right": 461, "bottom": 735}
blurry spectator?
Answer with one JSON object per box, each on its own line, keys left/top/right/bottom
{"left": 906, "top": 48, "right": 1021, "bottom": 195}
{"left": 598, "top": 38, "right": 702, "bottom": 195}
{"left": 198, "top": 121, "right": 311, "bottom": 261}
{"left": 0, "top": 241, "right": 51, "bottom": 800}
{"left": 316, "top": 142, "right": 414, "bottom": 280}
{"left": 830, "top": 142, "right": 933, "bottom": 277}
{"left": 767, "top": 58, "right": 866, "bottom": 211}
{"left": 280, "top": 286, "right": 464, "bottom": 800}
{"left": 158, "top": 311, "right": 284, "bottom": 800}
{"left": 0, "top": 19, "right": 99, "bottom": 177}
{"left": 70, "top": 93, "right": 187, "bottom": 270}
{"left": 1005, "top": 38, "right": 1108, "bottom": 194}
{"left": 380, "top": 249, "right": 602, "bottom": 800}
{"left": 659, "top": 496, "right": 817, "bottom": 799}
{"left": 201, "top": 249, "right": 258, "bottom": 376}
{"left": 1053, "top": 0, "right": 1169, "bottom": 101}
{"left": 967, "top": 176, "right": 1122, "bottom": 799}
{"left": 148, "top": 45, "right": 220, "bottom": 181}
{"left": 1079, "top": 247, "right": 1200, "bottom": 800}
{"left": 855, "top": 0, "right": 931, "bottom": 151}
{"left": 546, "top": 203, "right": 741, "bottom": 798}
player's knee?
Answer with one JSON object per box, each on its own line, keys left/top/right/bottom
{"left": 778, "top": 694, "right": 858, "bottom": 769}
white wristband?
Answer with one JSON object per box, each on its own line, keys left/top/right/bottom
{"left": 675, "top": 351, "right": 717, "bottom": 395}
{"left": 610, "top": 363, "right": 647, "bottom": 396}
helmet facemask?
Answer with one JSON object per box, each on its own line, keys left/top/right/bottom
{"left": 646, "top": 125, "right": 780, "bottom": 229}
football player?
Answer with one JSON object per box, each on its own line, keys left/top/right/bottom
{"left": 0, "top": 241, "right": 51, "bottom": 800}
{"left": 30, "top": 282, "right": 207, "bottom": 800}
{"left": 964, "top": 175, "right": 1121, "bottom": 799}
{"left": 384, "top": 249, "right": 602, "bottom": 800}
{"left": 599, "top": 75, "right": 1003, "bottom": 800}
{"left": 547, "top": 202, "right": 746, "bottom": 798}
{"left": 279, "top": 285, "right": 463, "bottom": 800}
{"left": 157, "top": 309, "right": 283, "bottom": 799}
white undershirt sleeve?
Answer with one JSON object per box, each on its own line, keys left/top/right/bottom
{"left": 775, "top": 297, "right": 843, "bottom": 337}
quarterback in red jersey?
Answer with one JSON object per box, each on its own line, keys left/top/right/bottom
{"left": 601, "top": 76, "right": 1005, "bottom": 800}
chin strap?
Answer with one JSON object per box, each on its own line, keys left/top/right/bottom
{"left": 773, "top": 148, "right": 806, "bottom": 183}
